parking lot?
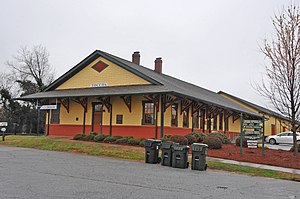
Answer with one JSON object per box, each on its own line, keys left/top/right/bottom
{"left": 265, "top": 143, "right": 293, "bottom": 151}
{"left": 0, "top": 146, "right": 299, "bottom": 199}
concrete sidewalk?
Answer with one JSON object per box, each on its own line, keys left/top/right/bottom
{"left": 207, "top": 157, "right": 300, "bottom": 175}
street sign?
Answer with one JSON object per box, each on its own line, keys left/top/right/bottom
{"left": 247, "top": 140, "right": 258, "bottom": 148}
{"left": 36, "top": 105, "right": 57, "bottom": 110}
{"left": 0, "top": 122, "right": 8, "bottom": 126}
{"left": 240, "top": 117, "right": 265, "bottom": 156}
{"left": 243, "top": 125, "right": 262, "bottom": 129}
{"left": 244, "top": 131, "right": 261, "bottom": 135}
{"left": 243, "top": 120, "right": 262, "bottom": 124}
{"left": 1, "top": 127, "right": 6, "bottom": 132}
{"left": 244, "top": 136, "right": 261, "bottom": 139}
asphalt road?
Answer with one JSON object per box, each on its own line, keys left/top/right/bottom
{"left": 0, "top": 146, "right": 299, "bottom": 199}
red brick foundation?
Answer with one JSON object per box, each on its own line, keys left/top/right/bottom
{"left": 48, "top": 124, "right": 239, "bottom": 140}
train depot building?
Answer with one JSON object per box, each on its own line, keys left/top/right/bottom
{"left": 19, "top": 50, "right": 289, "bottom": 139}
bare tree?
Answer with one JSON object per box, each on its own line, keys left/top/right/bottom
{"left": 258, "top": 5, "right": 300, "bottom": 155}
{"left": 6, "top": 45, "right": 55, "bottom": 91}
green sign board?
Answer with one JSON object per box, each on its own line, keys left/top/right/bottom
{"left": 240, "top": 114, "right": 265, "bottom": 156}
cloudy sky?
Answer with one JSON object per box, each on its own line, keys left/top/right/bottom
{"left": 0, "top": 0, "right": 296, "bottom": 109}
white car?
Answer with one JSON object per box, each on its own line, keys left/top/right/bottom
{"left": 266, "top": 132, "right": 300, "bottom": 145}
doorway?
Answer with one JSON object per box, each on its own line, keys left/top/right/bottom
{"left": 92, "top": 102, "right": 104, "bottom": 134}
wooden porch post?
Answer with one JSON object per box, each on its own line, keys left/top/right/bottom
{"left": 109, "top": 104, "right": 113, "bottom": 136}
{"left": 83, "top": 108, "right": 86, "bottom": 134}
{"left": 47, "top": 110, "right": 50, "bottom": 136}
{"left": 160, "top": 94, "right": 165, "bottom": 139}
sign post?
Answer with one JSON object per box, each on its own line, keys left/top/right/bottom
{"left": 0, "top": 122, "right": 8, "bottom": 141}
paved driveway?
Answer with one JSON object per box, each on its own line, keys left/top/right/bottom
{"left": 265, "top": 143, "right": 293, "bottom": 151}
{"left": 0, "top": 146, "right": 299, "bottom": 199}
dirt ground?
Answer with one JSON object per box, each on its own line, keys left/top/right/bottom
{"left": 207, "top": 144, "right": 300, "bottom": 169}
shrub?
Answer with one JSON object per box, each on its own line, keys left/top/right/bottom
{"left": 94, "top": 134, "right": 109, "bottom": 142}
{"left": 124, "top": 136, "right": 133, "bottom": 139}
{"left": 127, "top": 138, "right": 141, "bottom": 146}
{"left": 115, "top": 138, "right": 129, "bottom": 144}
{"left": 113, "top": 136, "right": 123, "bottom": 140}
{"left": 73, "top": 134, "right": 85, "bottom": 140}
{"left": 203, "top": 136, "right": 222, "bottom": 149}
{"left": 83, "top": 134, "right": 95, "bottom": 141}
{"left": 103, "top": 136, "right": 118, "bottom": 143}
{"left": 139, "top": 140, "right": 145, "bottom": 147}
{"left": 188, "top": 132, "right": 207, "bottom": 142}
{"left": 160, "top": 138, "right": 168, "bottom": 142}
{"left": 208, "top": 132, "right": 231, "bottom": 144}
{"left": 169, "top": 135, "right": 188, "bottom": 145}
{"left": 184, "top": 134, "right": 197, "bottom": 145}
{"left": 90, "top": 131, "right": 98, "bottom": 136}
{"left": 164, "top": 134, "right": 173, "bottom": 139}
{"left": 235, "top": 136, "right": 248, "bottom": 147}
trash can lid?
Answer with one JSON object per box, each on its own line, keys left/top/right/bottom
{"left": 191, "top": 143, "right": 208, "bottom": 151}
{"left": 147, "top": 139, "right": 162, "bottom": 143}
{"left": 192, "top": 143, "right": 208, "bottom": 147}
{"left": 161, "top": 141, "right": 174, "bottom": 149}
{"left": 173, "top": 145, "right": 189, "bottom": 151}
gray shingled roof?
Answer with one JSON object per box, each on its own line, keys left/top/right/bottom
{"left": 18, "top": 50, "right": 260, "bottom": 117}
{"left": 218, "top": 91, "right": 290, "bottom": 121}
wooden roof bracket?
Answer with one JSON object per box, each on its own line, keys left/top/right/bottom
{"left": 120, "top": 95, "right": 132, "bottom": 112}
{"left": 72, "top": 97, "right": 88, "bottom": 112}
{"left": 59, "top": 98, "right": 70, "bottom": 113}
{"left": 97, "top": 96, "right": 111, "bottom": 112}
{"left": 232, "top": 112, "right": 240, "bottom": 123}
{"left": 180, "top": 99, "right": 192, "bottom": 115}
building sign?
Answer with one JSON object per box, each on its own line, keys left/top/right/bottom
{"left": 36, "top": 105, "right": 57, "bottom": 110}
{"left": 247, "top": 140, "right": 258, "bottom": 148}
{"left": 240, "top": 117, "right": 265, "bottom": 156}
{"left": 91, "top": 83, "right": 108, "bottom": 88}
{"left": 0, "top": 122, "right": 8, "bottom": 126}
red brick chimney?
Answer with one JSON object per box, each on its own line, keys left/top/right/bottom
{"left": 132, "top": 51, "right": 140, "bottom": 65}
{"left": 154, "top": 57, "right": 162, "bottom": 74}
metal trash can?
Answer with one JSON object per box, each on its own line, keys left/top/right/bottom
{"left": 172, "top": 145, "right": 189, "bottom": 169}
{"left": 144, "top": 139, "right": 162, "bottom": 164}
{"left": 191, "top": 143, "right": 208, "bottom": 171}
{"left": 161, "top": 141, "right": 174, "bottom": 166}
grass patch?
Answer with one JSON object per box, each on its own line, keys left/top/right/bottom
{"left": 207, "top": 160, "right": 300, "bottom": 181}
{"left": 0, "top": 136, "right": 144, "bottom": 160}
{"left": 1, "top": 136, "right": 300, "bottom": 181}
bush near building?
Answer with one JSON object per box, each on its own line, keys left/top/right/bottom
{"left": 208, "top": 132, "right": 231, "bottom": 144}
{"left": 169, "top": 135, "right": 188, "bottom": 145}
{"left": 203, "top": 136, "right": 222, "bottom": 149}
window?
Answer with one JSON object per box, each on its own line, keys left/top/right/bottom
{"left": 200, "top": 109, "right": 205, "bottom": 130}
{"left": 183, "top": 108, "right": 189, "bottom": 128}
{"left": 143, "top": 102, "right": 155, "bottom": 125}
{"left": 219, "top": 113, "right": 223, "bottom": 131}
{"left": 116, "top": 115, "right": 123, "bottom": 124}
{"left": 213, "top": 115, "right": 217, "bottom": 130}
{"left": 193, "top": 111, "right": 199, "bottom": 129}
{"left": 171, "top": 104, "right": 178, "bottom": 127}
{"left": 50, "top": 104, "right": 60, "bottom": 124}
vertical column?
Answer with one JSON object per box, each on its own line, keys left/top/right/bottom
{"left": 160, "top": 94, "right": 165, "bottom": 139}
{"left": 109, "top": 104, "right": 113, "bottom": 136}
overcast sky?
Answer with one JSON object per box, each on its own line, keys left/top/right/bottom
{"left": 0, "top": 0, "right": 296, "bottom": 109}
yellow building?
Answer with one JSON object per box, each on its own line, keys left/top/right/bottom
{"left": 218, "top": 91, "right": 291, "bottom": 136}
{"left": 19, "top": 50, "right": 262, "bottom": 139}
